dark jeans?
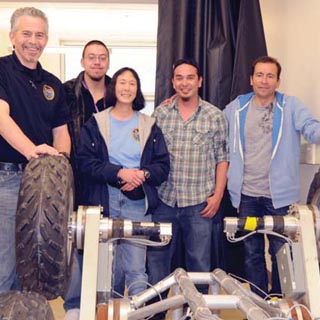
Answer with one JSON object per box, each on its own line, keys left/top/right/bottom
{"left": 63, "top": 248, "right": 82, "bottom": 311}
{"left": 0, "top": 170, "right": 23, "bottom": 292}
{"left": 147, "top": 200, "right": 213, "bottom": 295}
{"left": 239, "top": 194, "right": 289, "bottom": 297}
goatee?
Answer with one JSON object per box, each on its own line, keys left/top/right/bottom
{"left": 180, "top": 96, "right": 190, "bottom": 102}
{"left": 89, "top": 75, "right": 104, "bottom": 82}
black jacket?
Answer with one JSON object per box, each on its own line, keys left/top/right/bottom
{"left": 64, "top": 71, "right": 111, "bottom": 151}
{"left": 63, "top": 71, "right": 111, "bottom": 206}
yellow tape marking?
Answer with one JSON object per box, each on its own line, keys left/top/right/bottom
{"left": 244, "top": 217, "right": 258, "bottom": 231}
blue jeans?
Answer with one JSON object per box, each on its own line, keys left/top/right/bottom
{"left": 239, "top": 194, "right": 289, "bottom": 297}
{"left": 0, "top": 170, "right": 22, "bottom": 292}
{"left": 147, "top": 200, "right": 212, "bottom": 293}
{"left": 63, "top": 248, "right": 82, "bottom": 311}
{"left": 147, "top": 200, "right": 178, "bottom": 288}
{"left": 108, "top": 186, "right": 151, "bottom": 296}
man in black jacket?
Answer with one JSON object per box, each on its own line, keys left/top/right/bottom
{"left": 64, "top": 39, "right": 111, "bottom": 206}
{"left": 63, "top": 40, "right": 111, "bottom": 320}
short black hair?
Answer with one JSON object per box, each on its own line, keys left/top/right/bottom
{"left": 105, "top": 67, "right": 145, "bottom": 111}
{"left": 82, "top": 40, "right": 109, "bottom": 58}
{"left": 172, "top": 58, "right": 201, "bottom": 79}
{"left": 251, "top": 56, "right": 282, "bottom": 80}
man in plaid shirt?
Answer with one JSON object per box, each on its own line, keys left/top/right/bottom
{"left": 147, "top": 59, "right": 229, "bottom": 302}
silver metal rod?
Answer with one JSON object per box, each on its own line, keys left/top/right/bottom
{"left": 212, "top": 269, "right": 281, "bottom": 320}
{"left": 185, "top": 272, "right": 216, "bottom": 285}
{"left": 171, "top": 283, "right": 183, "bottom": 320}
{"left": 203, "top": 295, "right": 240, "bottom": 309}
{"left": 174, "top": 268, "right": 220, "bottom": 320}
{"left": 128, "top": 295, "right": 185, "bottom": 320}
{"left": 131, "top": 274, "right": 177, "bottom": 308}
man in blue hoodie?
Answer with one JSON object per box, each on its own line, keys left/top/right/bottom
{"left": 223, "top": 56, "right": 320, "bottom": 297}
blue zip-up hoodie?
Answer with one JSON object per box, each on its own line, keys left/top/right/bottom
{"left": 77, "top": 108, "right": 170, "bottom": 216}
{"left": 224, "top": 91, "right": 320, "bottom": 209}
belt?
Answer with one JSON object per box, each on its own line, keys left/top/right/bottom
{"left": 0, "top": 162, "right": 27, "bottom": 172}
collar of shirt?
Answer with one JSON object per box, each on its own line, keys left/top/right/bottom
{"left": 12, "top": 51, "right": 42, "bottom": 82}
{"left": 171, "top": 96, "right": 203, "bottom": 120}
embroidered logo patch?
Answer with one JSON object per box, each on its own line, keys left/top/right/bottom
{"left": 132, "top": 128, "right": 140, "bottom": 142}
{"left": 43, "top": 85, "right": 55, "bottom": 101}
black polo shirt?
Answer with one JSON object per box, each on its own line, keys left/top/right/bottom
{"left": 0, "top": 52, "right": 71, "bottom": 163}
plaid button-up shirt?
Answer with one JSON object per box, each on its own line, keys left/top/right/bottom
{"left": 154, "top": 97, "right": 229, "bottom": 207}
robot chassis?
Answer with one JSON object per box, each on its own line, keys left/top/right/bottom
{"left": 69, "top": 200, "right": 320, "bottom": 320}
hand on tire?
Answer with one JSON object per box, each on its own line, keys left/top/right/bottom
{"left": 27, "top": 144, "right": 60, "bottom": 160}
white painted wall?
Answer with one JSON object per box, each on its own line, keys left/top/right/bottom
{"left": 261, "top": 0, "right": 320, "bottom": 117}
{"left": 0, "top": 2, "right": 158, "bottom": 77}
{"left": 260, "top": 0, "right": 320, "bottom": 203}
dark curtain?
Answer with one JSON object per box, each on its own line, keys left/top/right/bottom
{"left": 155, "top": 0, "right": 267, "bottom": 109}
{"left": 155, "top": 0, "right": 267, "bottom": 277}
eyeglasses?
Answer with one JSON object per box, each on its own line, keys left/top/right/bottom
{"left": 85, "top": 54, "right": 108, "bottom": 63}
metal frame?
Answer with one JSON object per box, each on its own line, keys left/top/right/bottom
{"left": 74, "top": 204, "right": 320, "bottom": 320}
{"left": 79, "top": 206, "right": 101, "bottom": 320}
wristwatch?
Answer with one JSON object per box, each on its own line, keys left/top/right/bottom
{"left": 142, "top": 169, "right": 151, "bottom": 179}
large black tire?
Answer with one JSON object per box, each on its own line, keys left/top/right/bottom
{"left": 16, "top": 155, "right": 74, "bottom": 300}
{"left": 0, "top": 291, "right": 54, "bottom": 320}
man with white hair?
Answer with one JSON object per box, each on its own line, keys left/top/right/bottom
{"left": 0, "top": 7, "right": 70, "bottom": 292}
